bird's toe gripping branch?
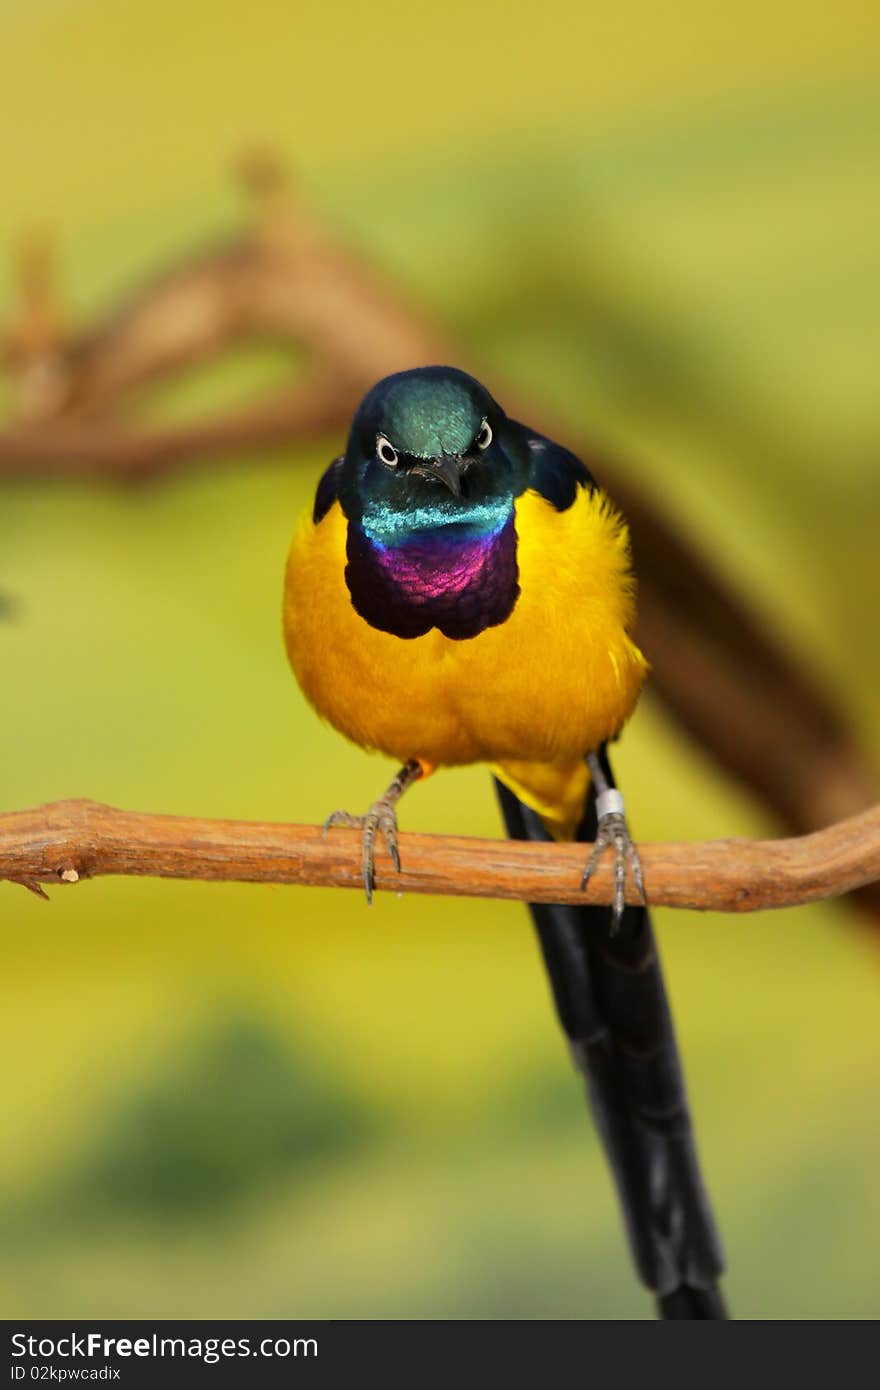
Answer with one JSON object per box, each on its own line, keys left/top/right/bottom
{"left": 581, "top": 784, "right": 647, "bottom": 927}
{"left": 324, "top": 803, "right": 401, "bottom": 903}
{"left": 323, "top": 759, "right": 425, "bottom": 904}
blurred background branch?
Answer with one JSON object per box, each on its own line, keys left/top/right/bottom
{"left": 3, "top": 798, "right": 879, "bottom": 912}
{"left": 1, "top": 152, "right": 878, "bottom": 918}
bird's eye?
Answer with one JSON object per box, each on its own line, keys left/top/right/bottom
{"left": 376, "top": 435, "right": 399, "bottom": 468}
{"left": 477, "top": 419, "right": 493, "bottom": 450}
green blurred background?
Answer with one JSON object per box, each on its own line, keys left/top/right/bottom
{"left": 2, "top": 0, "right": 879, "bottom": 1319}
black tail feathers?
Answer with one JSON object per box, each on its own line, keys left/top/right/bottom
{"left": 494, "top": 750, "right": 726, "bottom": 1320}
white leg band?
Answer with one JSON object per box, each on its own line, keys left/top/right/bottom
{"left": 596, "top": 788, "right": 625, "bottom": 820}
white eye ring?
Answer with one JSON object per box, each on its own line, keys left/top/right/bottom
{"left": 376, "top": 435, "right": 399, "bottom": 467}
{"left": 477, "top": 419, "right": 493, "bottom": 450}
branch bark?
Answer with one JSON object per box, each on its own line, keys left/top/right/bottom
{"left": 2, "top": 799, "right": 878, "bottom": 912}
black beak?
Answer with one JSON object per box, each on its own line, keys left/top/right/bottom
{"left": 413, "top": 454, "right": 464, "bottom": 496}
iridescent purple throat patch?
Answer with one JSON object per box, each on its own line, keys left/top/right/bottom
{"left": 345, "top": 515, "right": 519, "bottom": 640}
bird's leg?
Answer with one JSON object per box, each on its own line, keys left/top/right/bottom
{"left": 581, "top": 750, "right": 647, "bottom": 928}
{"left": 324, "top": 759, "right": 426, "bottom": 904}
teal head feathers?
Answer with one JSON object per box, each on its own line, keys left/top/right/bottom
{"left": 324, "top": 366, "right": 532, "bottom": 639}
{"left": 334, "top": 365, "right": 531, "bottom": 540}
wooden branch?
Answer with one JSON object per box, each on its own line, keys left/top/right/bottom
{"left": 0, "top": 373, "right": 350, "bottom": 479}
{"left": 2, "top": 799, "right": 878, "bottom": 912}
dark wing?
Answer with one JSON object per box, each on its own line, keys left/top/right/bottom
{"left": 312, "top": 456, "right": 344, "bottom": 524}
{"left": 513, "top": 423, "right": 595, "bottom": 512}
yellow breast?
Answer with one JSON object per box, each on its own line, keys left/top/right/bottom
{"left": 282, "top": 484, "right": 647, "bottom": 781}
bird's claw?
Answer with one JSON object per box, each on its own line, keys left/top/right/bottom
{"left": 581, "top": 810, "right": 646, "bottom": 929}
{"left": 324, "top": 799, "right": 401, "bottom": 904}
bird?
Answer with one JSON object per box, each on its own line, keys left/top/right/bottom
{"left": 283, "top": 364, "right": 726, "bottom": 1319}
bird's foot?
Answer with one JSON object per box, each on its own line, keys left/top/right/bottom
{"left": 580, "top": 789, "right": 646, "bottom": 929}
{"left": 324, "top": 799, "right": 401, "bottom": 905}
{"left": 323, "top": 761, "right": 425, "bottom": 905}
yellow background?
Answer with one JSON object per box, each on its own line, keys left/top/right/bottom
{"left": 1, "top": 0, "right": 879, "bottom": 1317}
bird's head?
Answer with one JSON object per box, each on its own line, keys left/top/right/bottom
{"left": 336, "top": 366, "right": 530, "bottom": 542}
